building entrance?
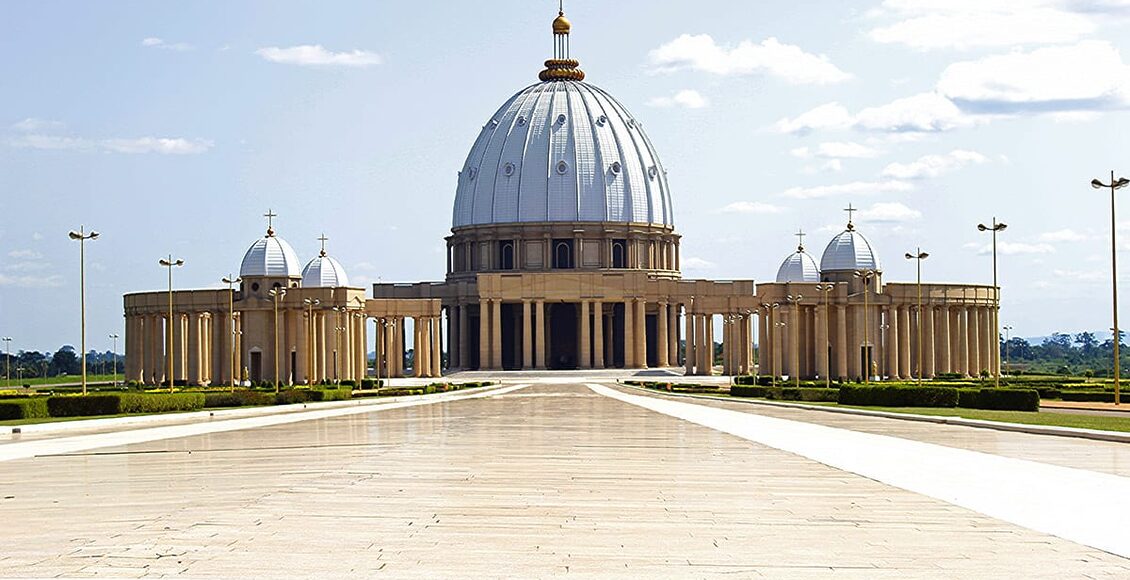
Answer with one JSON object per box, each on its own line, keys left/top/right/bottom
{"left": 548, "top": 303, "right": 578, "bottom": 369}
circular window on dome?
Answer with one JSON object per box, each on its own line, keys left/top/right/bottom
{"left": 251, "top": 282, "right": 260, "bottom": 292}
{"left": 648, "top": 166, "right": 658, "bottom": 180}
{"left": 517, "top": 115, "right": 527, "bottom": 126}
{"left": 467, "top": 167, "right": 478, "bottom": 180}
{"left": 610, "top": 161, "right": 622, "bottom": 175}
{"left": 556, "top": 114, "right": 566, "bottom": 125}
{"left": 503, "top": 162, "right": 515, "bottom": 177}
{"left": 596, "top": 115, "right": 607, "bottom": 126}
{"left": 556, "top": 160, "right": 569, "bottom": 175}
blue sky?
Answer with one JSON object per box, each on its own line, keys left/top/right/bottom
{"left": 3, "top": 0, "right": 1130, "bottom": 352}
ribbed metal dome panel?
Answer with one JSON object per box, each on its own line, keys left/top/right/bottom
{"left": 820, "top": 229, "right": 880, "bottom": 273}
{"left": 301, "top": 255, "right": 350, "bottom": 287}
{"left": 239, "top": 236, "right": 302, "bottom": 278}
{"left": 775, "top": 251, "right": 821, "bottom": 283}
{"left": 452, "top": 80, "right": 673, "bottom": 228}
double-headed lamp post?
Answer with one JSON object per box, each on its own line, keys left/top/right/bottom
{"left": 761, "top": 302, "right": 780, "bottom": 386}
{"left": 814, "top": 283, "right": 834, "bottom": 387}
{"left": 268, "top": 288, "right": 287, "bottom": 393}
{"left": 108, "top": 333, "right": 119, "bottom": 386}
{"left": 1093, "top": 172, "right": 1129, "bottom": 405}
{"left": 159, "top": 255, "right": 184, "bottom": 393}
{"left": 374, "top": 317, "right": 392, "bottom": 388}
{"left": 69, "top": 226, "right": 99, "bottom": 395}
{"left": 1002, "top": 325, "right": 1014, "bottom": 376}
{"left": 977, "top": 218, "right": 1007, "bottom": 387}
{"left": 905, "top": 249, "right": 929, "bottom": 385}
{"left": 786, "top": 294, "right": 803, "bottom": 388}
{"left": 853, "top": 269, "right": 879, "bottom": 383}
{"left": 222, "top": 276, "right": 241, "bottom": 392}
{"left": 303, "top": 298, "right": 320, "bottom": 385}
{"left": 1, "top": 336, "right": 11, "bottom": 388}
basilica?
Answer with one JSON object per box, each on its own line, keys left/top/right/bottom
{"left": 122, "top": 8, "right": 998, "bottom": 385}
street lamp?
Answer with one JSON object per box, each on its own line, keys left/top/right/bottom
{"left": 786, "top": 294, "right": 803, "bottom": 388}
{"left": 108, "top": 333, "right": 119, "bottom": 386}
{"left": 879, "top": 322, "right": 891, "bottom": 380}
{"left": 977, "top": 218, "right": 1007, "bottom": 387}
{"left": 69, "top": 226, "right": 99, "bottom": 395}
{"left": 159, "top": 255, "right": 184, "bottom": 393}
{"left": 814, "top": 283, "right": 834, "bottom": 387}
{"left": 1093, "top": 172, "right": 1129, "bottom": 405}
{"left": 268, "top": 287, "right": 287, "bottom": 392}
{"left": 905, "top": 249, "right": 929, "bottom": 385}
{"left": 1002, "top": 325, "right": 1014, "bottom": 377}
{"left": 1, "top": 336, "right": 11, "bottom": 389}
{"left": 303, "top": 298, "right": 320, "bottom": 385}
{"left": 374, "top": 317, "right": 393, "bottom": 388}
{"left": 222, "top": 275, "right": 241, "bottom": 392}
{"left": 761, "top": 302, "right": 781, "bottom": 387}
{"left": 853, "top": 269, "right": 880, "bottom": 383}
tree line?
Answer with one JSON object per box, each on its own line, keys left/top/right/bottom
{"left": 0, "top": 346, "right": 123, "bottom": 379}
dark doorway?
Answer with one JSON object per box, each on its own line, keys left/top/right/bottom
{"left": 645, "top": 313, "right": 658, "bottom": 368}
{"left": 860, "top": 345, "right": 874, "bottom": 381}
{"left": 250, "top": 351, "right": 262, "bottom": 383}
{"left": 290, "top": 351, "right": 297, "bottom": 385}
{"left": 469, "top": 313, "right": 481, "bottom": 370}
{"left": 548, "top": 303, "right": 578, "bottom": 369}
{"left": 501, "top": 303, "right": 523, "bottom": 370}
{"left": 611, "top": 302, "right": 625, "bottom": 368}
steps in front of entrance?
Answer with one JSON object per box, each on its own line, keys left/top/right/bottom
{"left": 445, "top": 366, "right": 733, "bottom": 383}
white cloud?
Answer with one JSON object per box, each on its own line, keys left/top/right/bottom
{"left": 722, "top": 201, "right": 787, "bottom": 214}
{"left": 141, "top": 37, "right": 194, "bottom": 51}
{"left": 777, "top": 180, "right": 914, "bottom": 199}
{"left": 773, "top": 102, "right": 854, "bottom": 134}
{"left": 255, "top": 45, "right": 383, "bottom": 67}
{"left": 881, "top": 149, "right": 988, "bottom": 179}
{"left": 970, "top": 241, "right": 1056, "bottom": 255}
{"left": 1039, "top": 228, "right": 1091, "bottom": 242}
{"left": 855, "top": 92, "right": 976, "bottom": 133}
{"left": 7, "top": 249, "right": 42, "bottom": 259}
{"left": 937, "top": 41, "right": 1130, "bottom": 114}
{"left": 682, "top": 256, "right": 717, "bottom": 270}
{"left": 647, "top": 89, "right": 709, "bottom": 109}
{"left": 8, "top": 133, "right": 89, "bottom": 151}
{"left": 12, "top": 118, "right": 65, "bottom": 133}
{"left": 648, "top": 34, "right": 850, "bottom": 84}
{"left": 791, "top": 141, "right": 881, "bottom": 159}
{"left": 1051, "top": 268, "right": 1107, "bottom": 282}
{"left": 101, "top": 137, "right": 213, "bottom": 155}
{"left": 868, "top": 1, "right": 1096, "bottom": 50}
{"left": 856, "top": 202, "right": 922, "bottom": 223}
{"left": 0, "top": 273, "right": 63, "bottom": 288}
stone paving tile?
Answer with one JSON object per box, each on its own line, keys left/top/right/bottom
{"left": 0, "top": 383, "right": 1127, "bottom": 578}
{"left": 623, "top": 386, "right": 1130, "bottom": 477}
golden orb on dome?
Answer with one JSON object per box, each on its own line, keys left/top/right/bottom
{"left": 552, "top": 11, "right": 571, "bottom": 34}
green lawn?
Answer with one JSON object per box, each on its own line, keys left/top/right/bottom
{"left": 832, "top": 405, "right": 1130, "bottom": 433}
{"left": 0, "top": 410, "right": 197, "bottom": 427}
{"left": 0, "top": 374, "right": 119, "bottom": 388}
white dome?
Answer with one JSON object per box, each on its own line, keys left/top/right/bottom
{"left": 776, "top": 249, "right": 820, "bottom": 283}
{"left": 820, "top": 227, "right": 880, "bottom": 273}
{"left": 452, "top": 80, "right": 673, "bottom": 228}
{"left": 239, "top": 234, "right": 302, "bottom": 278}
{"left": 301, "top": 254, "right": 350, "bottom": 287}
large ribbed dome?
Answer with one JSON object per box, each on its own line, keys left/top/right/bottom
{"left": 451, "top": 80, "right": 673, "bottom": 228}
{"left": 240, "top": 234, "right": 302, "bottom": 278}
{"left": 820, "top": 227, "right": 880, "bottom": 273}
{"left": 301, "top": 254, "right": 350, "bottom": 287}
{"left": 776, "top": 249, "right": 820, "bottom": 283}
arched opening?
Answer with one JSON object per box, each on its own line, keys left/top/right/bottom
{"left": 611, "top": 240, "right": 626, "bottom": 268}
{"left": 499, "top": 241, "right": 515, "bottom": 270}
{"left": 553, "top": 240, "right": 573, "bottom": 269}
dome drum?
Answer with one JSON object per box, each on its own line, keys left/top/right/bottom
{"left": 446, "top": 221, "right": 680, "bottom": 280}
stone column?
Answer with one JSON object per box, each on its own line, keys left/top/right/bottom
{"left": 522, "top": 300, "right": 533, "bottom": 369}
{"left": 580, "top": 301, "right": 591, "bottom": 369}
{"left": 187, "top": 312, "right": 200, "bottom": 386}
{"left": 432, "top": 316, "right": 442, "bottom": 378}
{"left": 458, "top": 304, "right": 469, "bottom": 370}
{"left": 937, "top": 306, "right": 951, "bottom": 374}
{"left": 705, "top": 314, "right": 715, "bottom": 373}
{"left": 957, "top": 308, "right": 970, "bottom": 377}
{"left": 847, "top": 307, "right": 861, "bottom": 380}
{"left": 697, "top": 313, "right": 709, "bottom": 375}
{"left": 886, "top": 307, "right": 899, "bottom": 380}
{"left": 835, "top": 306, "right": 848, "bottom": 380}
{"left": 668, "top": 305, "right": 679, "bottom": 368}
{"left": 491, "top": 300, "right": 502, "bottom": 370}
{"left": 593, "top": 301, "right": 605, "bottom": 369}
{"left": 758, "top": 310, "right": 768, "bottom": 377}
{"left": 814, "top": 307, "right": 828, "bottom": 380}
{"left": 685, "top": 311, "right": 696, "bottom": 376}
{"left": 898, "top": 306, "right": 911, "bottom": 380}
{"left": 535, "top": 300, "right": 546, "bottom": 369}
{"left": 985, "top": 306, "right": 996, "bottom": 378}
{"left": 923, "top": 305, "right": 936, "bottom": 378}
{"left": 623, "top": 300, "right": 636, "bottom": 368}
{"left": 479, "top": 299, "right": 490, "bottom": 371}
{"left": 657, "top": 302, "right": 669, "bottom": 367}
{"left": 296, "top": 310, "right": 308, "bottom": 384}
{"left": 384, "top": 320, "right": 395, "bottom": 377}
{"left": 771, "top": 312, "right": 783, "bottom": 379}
{"left": 635, "top": 299, "right": 648, "bottom": 368}
{"left": 413, "top": 318, "right": 423, "bottom": 378}
{"left": 969, "top": 307, "right": 982, "bottom": 377}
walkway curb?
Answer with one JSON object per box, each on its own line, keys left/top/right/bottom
{"left": 617, "top": 384, "right": 1130, "bottom": 444}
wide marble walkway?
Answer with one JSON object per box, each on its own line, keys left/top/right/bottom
{"left": 0, "top": 382, "right": 1127, "bottom": 578}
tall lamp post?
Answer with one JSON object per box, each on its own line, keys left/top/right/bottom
{"left": 375, "top": 317, "right": 392, "bottom": 388}
{"left": 905, "top": 249, "right": 929, "bottom": 385}
{"left": 977, "top": 218, "right": 1007, "bottom": 388}
{"left": 69, "top": 226, "right": 99, "bottom": 395}
{"left": 786, "top": 294, "right": 803, "bottom": 388}
{"left": 1002, "top": 325, "right": 1014, "bottom": 376}
{"left": 222, "top": 276, "right": 241, "bottom": 392}
{"left": 814, "top": 283, "right": 834, "bottom": 387}
{"left": 108, "top": 333, "right": 119, "bottom": 386}
{"left": 159, "top": 255, "right": 184, "bottom": 393}
{"left": 761, "top": 303, "right": 780, "bottom": 386}
{"left": 853, "top": 269, "right": 879, "bottom": 383}
{"left": 1, "top": 336, "right": 11, "bottom": 389}
{"left": 268, "top": 288, "right": 287, "bottom": 393}
{"left": 1093, "top": 172, "right": 1129, "bottom": 405}
{"left": 303, "top": 298, "right": 320, "bottom": 385}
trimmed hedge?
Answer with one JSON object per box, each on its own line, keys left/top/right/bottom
{"left": 1061, "top": 391, "right": 1130, "bottom": 403}
{"left": 0, "top": 398, "right": 49, "bottom": 420}
{"left": 733, "top": 375, "right": 757, "bottom": 386}
{"left": 731, "top": 385, "right": 769, "bottom": 398}
{"left": 958, "top": 388, "right": 1040, "bottom": 412}
{"left": 838, "top": 385, "right": 958, "bottom": 407}
{"left": 729, "top": 385, "right": 839, "bottom": 402}
{"left": 204, "top": 390, "right": 276, "bottom": 408}
{"left": 46, "top": 395, "right": 123, "bottom": 417}
{"left": 119, "top": 393, "right": 204, "bottom": 414}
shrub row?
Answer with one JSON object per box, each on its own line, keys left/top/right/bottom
{"left": 1061, "top": 391, "right": 1130, "bottom": 403}
{"left": 838, "top": 385, "right": 959, "bottom": 408}
{"left": 958, "top": 388, "right": 1040, "bottom": 412}
{"left": 36, "top": 393, "right": 205, "bottom": 418}
{"left": 203, "top": 390, "right": 277, "bottom": 408}
{"left": 0, "top": 398, "right": 49, "bottom": 420}
{"left": 730, "top": 385, "right": 839, "bottom": 402}
{"left": 374, "top": 382, "right": 490, "bottom": 397}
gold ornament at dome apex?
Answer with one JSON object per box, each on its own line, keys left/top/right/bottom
{"left": 553, "top": 11, "right": 571, "bottom": 34}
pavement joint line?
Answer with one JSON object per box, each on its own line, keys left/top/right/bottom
{"left": 615, "top": 382, "right": 1130, "bottom": 444}
{"left": 589, "top": 383, "right": 1130, "bottom": 560}
{"left": 0, "top": 383, "right": 530, "bottom": 464}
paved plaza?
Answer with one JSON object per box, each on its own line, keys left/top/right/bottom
{"left": 1, "top": 380, "right": 1129, "bottom": 578}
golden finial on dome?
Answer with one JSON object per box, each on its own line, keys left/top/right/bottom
{"left": 553, "top": 12, "right": 571, "bottom": 35}
{"left": 540, "top": 2, "right": 584, "bottom": 81}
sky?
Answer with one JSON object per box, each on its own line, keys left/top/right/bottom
{"left": 3, "top": 0, "right": 1130, "bottom": 353}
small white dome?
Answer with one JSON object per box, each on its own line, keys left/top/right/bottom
{"left": 820, "top": 226, "right": 880, "bottom": 273}
{"left": 240, "top": 234, "right": 302, "bottom": 278}
{"left": 302, "top": 254, "right": 350, "bottom": 287}
{"left": 776, "top": 249, "right": 820, "bottom": 283}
